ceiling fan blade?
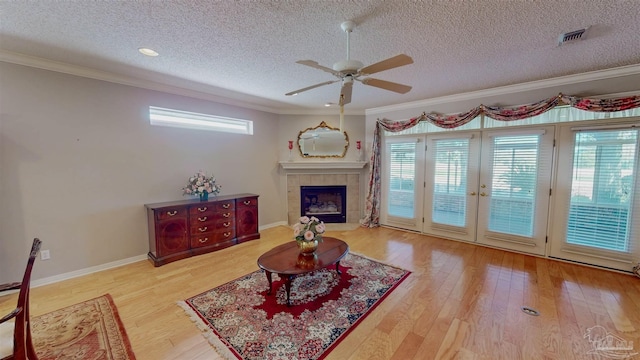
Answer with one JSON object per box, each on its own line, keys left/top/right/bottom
{"left": 359, "top": 54, "right": 413, "bottom": 75}
{"left": 361, "top": 78, "right": 412, "bottom": 94}
{"left": 296, "top": 60, "right": 341, "bottom": 76}
{"left": 285, "top": 80, "right": 339, "bottom": 96}
{"left": 339, "top": 81, "right": 353, "bottom": 106}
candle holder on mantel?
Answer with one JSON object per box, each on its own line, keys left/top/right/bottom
{"left": 288, "top": 140, "right": 294, "bottom": 161}
{"left": 356, "top": 141, "right": 362, "bottom": 161}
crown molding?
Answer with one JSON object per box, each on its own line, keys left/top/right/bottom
{"left": 0, "top": 50, "right": 294, "bottom": 114}
{"left": 0, "top": 50, "right": 366, "bottom": 116}
{"left": 4, "top": 50, "right": 636, "bottom": 118}
{"left": 366, "top": 64, "right": 640, "bottom": 115}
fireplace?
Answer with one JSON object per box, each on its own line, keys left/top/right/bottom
{"left": 283, "top": 169, "right": 364, "bottom": 225}
{"left": 300, "top": 185, "right": 346, "bottom": 223}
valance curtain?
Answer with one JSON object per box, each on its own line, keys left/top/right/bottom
{"left": 361, "top": 93, "right": 640, "bottom": 228}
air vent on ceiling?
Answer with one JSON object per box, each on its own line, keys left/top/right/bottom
{"left": 558, "top": 27, "right": 589, "bottom": 46}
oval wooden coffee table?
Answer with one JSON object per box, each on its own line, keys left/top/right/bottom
{"left": 257, "top": 237, "right": 349, "bottom": 306}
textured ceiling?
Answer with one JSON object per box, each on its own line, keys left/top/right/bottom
{"left": 2, "top": 1, "right": 640, "bottom": 113}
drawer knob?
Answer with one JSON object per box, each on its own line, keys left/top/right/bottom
{"left": 198, "top": 207, "right": 207, "bottom": 212}
{"left": 198, "top": 237, "right": 208, "bottom": 243}
{"left": 223, "top": 232, "right": 231, "bottom": 237}
{"left": 166, "top": 210, "right": 178, "bottom": 216}
{"left": 243, "top": 200, "right": 251, "bottom": 205}
{"left": 198, "top": 226, "right": 208, "bottom": 232}
{"left": 223, "top": 213, "right": 231, "bottom": 218}
{"left": 198, "top": 216, "right": 208, "bottom": 222}
{"left": 223, "top": 204, "right": 230, "bottom": 209}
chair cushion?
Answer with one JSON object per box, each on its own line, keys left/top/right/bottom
{"left": 0, "top": 319, "right": 13, "bottom": 359}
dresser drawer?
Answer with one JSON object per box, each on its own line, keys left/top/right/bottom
{"left": 190, "top": 229, "right": 236, "bottom": 248}
{"left": 214, "top": 201, "right": 235, "bottom": 212}
{"left": 214, "top": 218, "right": 235, "bottom": 231}
{"left": 156, "top": 207, "right": 188, "bottom": 221}
{"left": 214, "top": 210, "right": 235, "bottom": 221}
{"left": 189, "top": 204, "right": 216, "bottom": 216}
{"left": 190, "top": 212, "right": 216, "bottom": 225}
{"left": 190, "top": 234, "right": 214, "bottom": 248}
{"left": 237, "top": 197, "right": 258, "bottom": 208}
{"left": 190, "top": 223, "right": 215, "bottom": 236}
{"left": 212, "top": 229, "right": 236, "bottom": 243}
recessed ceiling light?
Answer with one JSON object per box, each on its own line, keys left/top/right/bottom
{"left": 138, "top": 47, "right": 159, "bottom": 57}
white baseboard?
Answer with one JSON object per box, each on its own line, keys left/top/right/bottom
{"left": 31, "top": 254, "right": 149, "bottom": 288}
{"left": 30, "top": 222, "right": 287, "bottom": 288}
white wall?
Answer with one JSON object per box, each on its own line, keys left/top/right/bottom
{"left": 0, "top": 62, "right": 282, "bottom": 282}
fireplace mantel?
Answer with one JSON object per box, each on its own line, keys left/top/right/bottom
{"left": 279, "top": 161, "right": 367, "bottom": 170}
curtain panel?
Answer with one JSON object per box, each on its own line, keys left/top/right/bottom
{"left": 361, "top": 93, "right": 640, "bottom": 228}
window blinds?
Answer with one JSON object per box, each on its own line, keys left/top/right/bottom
{"left": 488, "top": 135, "right": 539, "bottom": 237}
{"left": 432, "top": 139, "right": 469, "bottom": 227}
{"left": 566, "top": 129, "right": 638, "bottom": 253}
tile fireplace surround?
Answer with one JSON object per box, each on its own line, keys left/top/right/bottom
{"left": 281, "top": 161, "right": 367, "bottom": 225}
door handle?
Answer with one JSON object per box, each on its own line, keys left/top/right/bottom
{"left": 480, "top": 192, "right": 488, "bottom": 197}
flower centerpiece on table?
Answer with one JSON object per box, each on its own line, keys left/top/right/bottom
{"left": 293, "top": 216, "right": 325, "bottom": 245}
{"left": 182, "top": 170, "right": 221, "bottom": 199}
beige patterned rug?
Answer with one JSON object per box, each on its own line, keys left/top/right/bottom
{"left": 32, "top": 294, "right": 136, "bottom": 360}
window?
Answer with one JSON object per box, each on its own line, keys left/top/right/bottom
{"left": 149, "top": 106, "right": 253, "bottom": 135}
{"left": 388, "top": 141, "right": 417, "bottom": 218}
{"left": 432, "top": 139, "right": 469, "bottom": 227}
{"left": 566, "top": 128, "right": 638, "bottom": 252}
{"left": 488, "top": 135, "right": 540, "bottom": 237}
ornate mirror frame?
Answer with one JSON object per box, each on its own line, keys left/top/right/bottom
{"left": 297, "top": 121, "right": 349, "bottom": 158}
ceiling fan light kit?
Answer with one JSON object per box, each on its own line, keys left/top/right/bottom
{"left": 286, "top": 20, "right": 413, "bottom": 106}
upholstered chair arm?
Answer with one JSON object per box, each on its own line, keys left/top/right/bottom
{"left": 0, "top": 307, "right": 21, "bottom": 324}
{"left": 0, "top": 282, "right": 21, "bottom": 292}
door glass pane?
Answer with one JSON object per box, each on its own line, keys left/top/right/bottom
{"left": 388, "top": 142, "right": 416, "bottom": 218}
{"left": 566, "top": 129, "right": 638, "bottom": 252}
{"left": 489, "top": 135, "right": 539, "bottom": 236}
{"left": 432, "top": 139, "right": 469, "bottom": 226}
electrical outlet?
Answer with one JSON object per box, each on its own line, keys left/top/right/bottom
{"left": 40, "top": 249, "right": 51, "bottom": 260}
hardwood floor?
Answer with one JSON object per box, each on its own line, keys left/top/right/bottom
{"left": 2, "top": 225, "right": 640, "bottom": 359}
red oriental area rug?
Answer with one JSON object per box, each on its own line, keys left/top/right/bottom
{"left": 179, "top": 253, "right": 410, "bottom": 360}
{"left": 32, "top": 294, "right": 136, "bottom": 360}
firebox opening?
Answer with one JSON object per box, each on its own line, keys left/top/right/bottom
{"left": 300, "top": 185, "right": 346, "bottom": 223}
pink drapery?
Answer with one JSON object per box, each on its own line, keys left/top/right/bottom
{"left": 360, "top": 93, "right": 640, "bottom": 228}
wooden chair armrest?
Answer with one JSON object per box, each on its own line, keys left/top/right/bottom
{"left": 0, "top": 282, "right": 21, "bottom": 292}
{"left": 0, "top": 307, "right": 22, "bottom": 324}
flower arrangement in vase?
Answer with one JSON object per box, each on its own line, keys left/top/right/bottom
{"left": 182, "top": 170, "right": 221, "bottom": 201}
{"left": 293, "top": 216, "right": 325, "bottom": 255}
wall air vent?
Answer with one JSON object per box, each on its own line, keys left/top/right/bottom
{"left": 558, "top": 27, "right": 589, "bottom": 46}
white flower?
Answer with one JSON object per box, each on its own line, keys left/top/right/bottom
{"left": 304, "top": 230, "right": 315, "bottom": 241}
{"left": 182, "top": 171, "right": 221, "bottom": 197}
{"left": 293, "top": 216, "right": 325, "bottom": 243}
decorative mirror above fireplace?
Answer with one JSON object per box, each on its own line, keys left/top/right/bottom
{"left": 297, "top": 121, "right": 349, "bottom": 158}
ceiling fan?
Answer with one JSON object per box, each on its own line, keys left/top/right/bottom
{"left": 285, "top": 20, "right": 414, "bottom": 106}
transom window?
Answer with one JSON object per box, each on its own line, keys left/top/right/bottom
{"left": 149, "top": 106, "right": 253, "bottom": 135}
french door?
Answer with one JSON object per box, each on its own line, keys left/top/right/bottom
{"left": 549, "top": 123, "right": 640, "bottom": 271}
{"left": 423, "top": 132, "right": 481, "bottom": 242}
{"left": 383, "top": 127, "right": 554, "bottom": 255}
{"left": 381, "top": 136, "right": 425, "bottom": 231}
{"left": 421, "top": 127, "right": 554, "bottom": 255}
{"left": 475, "top": 127, "right": 555, "bottom": 255}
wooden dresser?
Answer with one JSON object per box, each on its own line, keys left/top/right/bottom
{"left": 145, "top": 193, "right": 260, "bottom": 266}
